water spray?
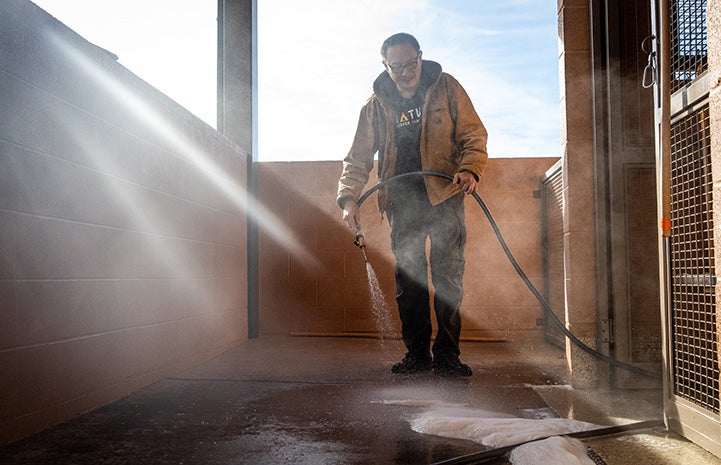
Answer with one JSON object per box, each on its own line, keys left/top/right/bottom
{"left": 354, "top": 170, "right": 661, "bottom": 380}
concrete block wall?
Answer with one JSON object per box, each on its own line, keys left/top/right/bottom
{"left": 0, "top": 0, "right": 248, "bottom": 445}
{"left": 257, "top": 158, "right": 559, "bottom": 343}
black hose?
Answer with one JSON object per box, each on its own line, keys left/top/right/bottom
{"left": 356, "top": 170, "right": 661, "bottom": 380}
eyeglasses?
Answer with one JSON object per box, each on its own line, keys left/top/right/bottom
{"left": 386, "top": 54, "right": 420, "bottom": 74}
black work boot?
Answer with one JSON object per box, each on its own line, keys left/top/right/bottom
{"left": 391, "top": 355, "right": 433, "bottom": 374}
{"left": 433, "top": 358, "right": 472, "bottom": 377}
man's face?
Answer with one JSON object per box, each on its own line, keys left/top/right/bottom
{"left": 383, "top": 43, "right": 422, "bottom": 96}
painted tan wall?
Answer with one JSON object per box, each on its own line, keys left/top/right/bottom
{"left": 0, "top": 1, "right": 248, "bottom": 445}
{"left": 257, "top": 158, "right": 560, "bottom": 343}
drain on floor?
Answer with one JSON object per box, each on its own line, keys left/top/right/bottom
{"left": 586, "top": 446, "right": 608, "bottom": 465}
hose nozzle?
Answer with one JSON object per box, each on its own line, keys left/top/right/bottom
{"left": 354, "top": 232, "right": 368, "bottom": 263}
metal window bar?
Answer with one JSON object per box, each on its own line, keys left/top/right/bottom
{"left": 670, "top": 0, "right": 707, "bottom": 93}
{"left": 669, "top": 103, "right": 719, "bottom": 414}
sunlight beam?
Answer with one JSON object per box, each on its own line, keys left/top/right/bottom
{"left": 45, "top": 28, "right": 319, "bottom": 269}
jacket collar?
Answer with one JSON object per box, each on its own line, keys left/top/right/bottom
{"left": 373, "top": 60, "right": 442, "bottom": 102}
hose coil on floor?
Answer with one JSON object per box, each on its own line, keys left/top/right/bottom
{"left": 356, "top": 170, "right": 661, "bottom": 380}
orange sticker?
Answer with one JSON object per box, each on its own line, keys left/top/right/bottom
{"left": 661, "top": 218, "right": 671, "bottom": 232}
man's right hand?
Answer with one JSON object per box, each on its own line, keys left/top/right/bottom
{"left": 342, "top": 199, "right": 360, "bottom": 232}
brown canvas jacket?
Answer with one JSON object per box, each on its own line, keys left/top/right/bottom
{"left": 337, "top": 60, "right": 489, "bottom": 212}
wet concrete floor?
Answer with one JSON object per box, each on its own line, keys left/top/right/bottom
{"left": 0, "top": 336, "right": 719, "bottom": 464}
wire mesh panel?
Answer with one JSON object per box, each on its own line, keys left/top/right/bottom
{"left": 670, "top": 103, "right": 719, "bottom": 414}
{"left": 670, "top": 0, "right": 707, "bottom": 93}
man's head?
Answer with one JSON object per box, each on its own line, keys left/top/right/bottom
{"left": 381, "top": 33, "right": 423, "bottom": 97}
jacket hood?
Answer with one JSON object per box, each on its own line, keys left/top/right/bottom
{"left": 373, "top": 60, "right": 442, "bottom": 102}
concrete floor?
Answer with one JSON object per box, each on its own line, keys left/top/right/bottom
{"left": 1, "top": 335, "right": 719, "bottom": 464}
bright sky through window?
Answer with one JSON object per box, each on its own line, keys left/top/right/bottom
{"left": 31, "top": 0, "right": 560, "bottom": 161}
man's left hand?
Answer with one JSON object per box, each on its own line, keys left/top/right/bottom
{"left": 454, "top": 171, "right": 477, "bottom": 195}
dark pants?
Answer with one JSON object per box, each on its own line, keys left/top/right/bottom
{"left": 386, "top": 186, "right": 466, "bottom": 363}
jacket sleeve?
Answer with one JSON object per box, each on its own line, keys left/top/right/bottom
{"left": 336, "top": 97, "right": 381, "bottom": 209}
{"left": 446, "top": 75, "right": 488, "bottom": 180}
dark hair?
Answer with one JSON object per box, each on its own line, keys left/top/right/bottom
{"left": 380, "top": 33, "right": 420, "bottom": 58}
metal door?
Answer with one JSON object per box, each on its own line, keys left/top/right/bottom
{"left": 653, "top": 0, "right": 721, "bottom": 456}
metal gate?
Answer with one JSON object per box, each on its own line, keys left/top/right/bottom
{"left": 669, "top": 104, "right": 718, "bottom": 415}
{"left": 658, "top": 0, "right": 721, "bottom": 456}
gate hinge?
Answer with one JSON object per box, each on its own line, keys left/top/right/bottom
{"left": 600, "top": 319, "right": 614, "bottom": 344}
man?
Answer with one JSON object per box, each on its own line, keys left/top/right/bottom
{"left": 337, "top": 33, "right": 488, "bottom": 377}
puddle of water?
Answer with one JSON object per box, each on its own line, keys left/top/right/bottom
{"left": 371, "top": 400, "right": 469, "bottom": 409}
{"left": 519, "top": 407, "right": 560, "bottom": 420}
{"left": 615, "top": 434, "right": 682, "bottom": 451}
